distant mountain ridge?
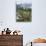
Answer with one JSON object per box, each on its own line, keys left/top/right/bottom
{"left": 16, "top": 3, "right": 32, "bottom": 9}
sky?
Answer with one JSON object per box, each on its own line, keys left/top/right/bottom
{"left": 16, "top": 0, "right": 32, "bottom": 4}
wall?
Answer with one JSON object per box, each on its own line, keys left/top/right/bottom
{"left": 0, "top": 0, "right": 16, "bottom": 29}
{"left": 32, "top": 0, "right": 46, "bottom": 39}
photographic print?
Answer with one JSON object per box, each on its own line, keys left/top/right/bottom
{"left": 16, "top": 0, "right": 32, "bottom": 22}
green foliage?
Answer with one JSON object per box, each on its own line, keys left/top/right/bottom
{"left": 16, "top": 7, "right": 32, "bottom": 22}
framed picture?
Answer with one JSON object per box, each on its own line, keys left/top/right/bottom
{"left": 16, "top": 0, "right": 32, "bottom": 22}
